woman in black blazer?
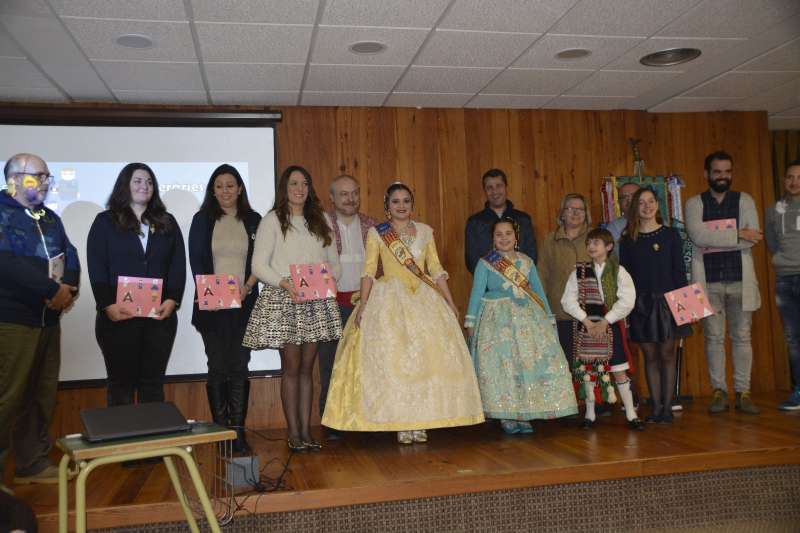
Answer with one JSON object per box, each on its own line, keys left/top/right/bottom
{"left": 189, "top": 164, "right": 261, "bottom": 453}
{"left": 87, "top": 163, "right": 186, "bottom": 407}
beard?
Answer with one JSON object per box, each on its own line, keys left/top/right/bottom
{"left": 709, "top": 179, "right": 731, "bottom": 194}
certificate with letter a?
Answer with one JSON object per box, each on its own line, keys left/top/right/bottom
{"left": 664, "top": 283, "right": 714, "bottom": 326}
{"left": 196, "top": 274, "right": 242, "bottom": 310}
{"left": 289, "top": 263, "right": 337, "bottom": 302}
{"left": 116, "top": 276, "right": 163, "bottom": 318}
{"left": 702, "top": 218, "right": 737, "bottom": 254}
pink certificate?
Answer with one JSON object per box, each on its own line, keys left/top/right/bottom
{"left": 702, "top": 218, "right": 737, "bottom": 254}
{"left": 196, "top": 274, "right": 242, "bottom": 310}
{"left": 116, "top": 276, "right": 163, "bottom": 318}
{"left": 289, "top": 263, "right": 337, "bottom": 302}
{"left": 664, "top": 283, "right": 715, "bottom": 326}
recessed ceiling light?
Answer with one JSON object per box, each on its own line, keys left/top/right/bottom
{"left": 555, "top": 48, "right": 591, "bottom": 61}
{"left": 640, "top": 47, "right": 701, "bottom": 67}
{"left": 115, "top": 34, "right": 154, "bottom": 49}
{"left": 349, "top": 41, "right": 387, "bottom": 55}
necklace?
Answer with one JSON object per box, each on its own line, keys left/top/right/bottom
{"left": 392, "top": 220, "right": 416, "bottom": 247}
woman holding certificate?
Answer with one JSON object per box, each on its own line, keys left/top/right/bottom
{"left": 189, "top": 164, "right": 261, "bottom": 453}
{"left": 464, "top": 218, "right": 577, "bottom": 434}
{"left": 618, "top": 188, "right": 691, "bottom": 424}
{"left": 322, "top": 182, "right": 484, "bottom": 445}
{"left": 243, "top": 166, "right": 341, "bottom": 453}
{"left": 87, "top": 163, "right": 185, "bottom": 407}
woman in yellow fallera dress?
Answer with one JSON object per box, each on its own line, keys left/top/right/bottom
{"left": 322, "top": 182, "right": 484, "bottom": 444}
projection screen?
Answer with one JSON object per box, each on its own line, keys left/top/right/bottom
{"left": 0, "top": 123, "right": 279, "bottom": 382}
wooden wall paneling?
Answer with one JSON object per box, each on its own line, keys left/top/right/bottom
{"left": 361, "top": 107, "right": 398, "bottom": 220}
{"left": 740, "top": 111, "right": 780, "bottom": 393}
{"left": 393, "top": 109, "right": 441, "bottom": 235}
{"left": 766, "top": 129, "right": 792, "bottom": 389}
{"left": 752, "top": 113, "right": 788, "bottom": 392}
{"left": 528, "top": 110, "right": 559, "bottom": 241}
{"left": 463, "top": 110, "right": 498, "bottom": 215}
{"left": 275, "top": 107, "right": 338, "bottom": 192}
{"left": 436, "top": 109, "right": 471, "bottom": 315}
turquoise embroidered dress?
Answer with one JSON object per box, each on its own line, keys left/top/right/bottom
{"left": 465, "top": 253, "right": 577, "bottom": 420}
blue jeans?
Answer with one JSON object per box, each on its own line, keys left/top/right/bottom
{"left": 776, "top": 274, "right": 800, "bottom": 387}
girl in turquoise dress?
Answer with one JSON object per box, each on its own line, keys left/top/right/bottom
{"left": 465, "top": 218, "right": 578, "bottom": 434}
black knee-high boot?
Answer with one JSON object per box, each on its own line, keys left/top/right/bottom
{"left": 206, "top": 381, "right": 229, "bottom": 427}
{"left": 228, "top": 379, "right": 252, "bottom": 454}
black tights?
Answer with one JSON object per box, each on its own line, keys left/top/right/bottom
{"left": 280, "top": 342, "right": 318, "bottom": 442}
{"left": 639, "top": 339, "right": 677, "bottom": 417}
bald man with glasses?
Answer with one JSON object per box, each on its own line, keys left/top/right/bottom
{"left": 0, "top": 153, "right": 80, "bottom": 492}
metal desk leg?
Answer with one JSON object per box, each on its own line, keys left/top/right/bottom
{"left": 58, "top": 454, "right": 70, "bottom": 533}
{"left": 75, "top": 461, "right": 91, "bottom": 533}
{"left": 163, "top": 456, "right": 201, "bottom": 533}
{"left": 62, "top": 447, "right": 221, "bottom": 533}
{"left": 172, "top": 447, "right": 221, "bottom": 533}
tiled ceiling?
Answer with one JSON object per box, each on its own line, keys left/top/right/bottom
{"left": 0, "top": 0, "right": 798, "bottom": 129}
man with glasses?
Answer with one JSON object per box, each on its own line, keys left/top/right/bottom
{"left": 605, "top": 182, "right": 640, "bottom": 246}
{"left": 0, "top": 153, "right": 80, "bottom": 493}
{"left": 465, "top": 168, "right": 536, "bottom": 274}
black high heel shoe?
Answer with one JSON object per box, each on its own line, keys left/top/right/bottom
{"left": 302, "top": 440, "right": 322, "bottom": 452}
{"left": 287, "top": 438, "right": 308, "bottom": 453}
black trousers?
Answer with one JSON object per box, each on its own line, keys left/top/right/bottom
{"left": 317, "top": 304, "right": 353, "bottom": 418}
{"left": 95, "top": 313, "right": 178, "bottom": 406}
{"left": 199, "top": 309, "right": 251, "bottom": 385}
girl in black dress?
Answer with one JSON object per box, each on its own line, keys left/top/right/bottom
{"left": 619, "top": 188, "right": 691, "bottom": 424}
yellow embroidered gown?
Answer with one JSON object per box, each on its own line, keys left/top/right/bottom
{"left": 321, "top": 223, "right": 485, "bottom": 431}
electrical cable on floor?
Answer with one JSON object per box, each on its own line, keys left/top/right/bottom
{"left": 224, "top": 425, "right": 296, "bottom": 526}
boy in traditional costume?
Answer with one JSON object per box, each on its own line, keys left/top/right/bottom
{"left": 561, "top": 228, "right": 645, "bottom": 430}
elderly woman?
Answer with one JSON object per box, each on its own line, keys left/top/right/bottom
{"left": 537, "top": 193, "right": 592, "bottom": 366}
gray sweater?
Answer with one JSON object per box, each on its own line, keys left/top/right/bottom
{"left": 685, "top": 191, "right": 761, "bottom": 312}
{"left": 765, "top": 196, "right": 800, "bottom": 276}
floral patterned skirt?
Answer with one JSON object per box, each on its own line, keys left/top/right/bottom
{"left": 469, "top": 297, "right": 578, "bottom": 420}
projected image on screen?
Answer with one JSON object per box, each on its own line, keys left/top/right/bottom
{"left": 0, "top": 124, "right": 278, "bottom": 382}
{"left": 44, "top": 162, "right": 249, "bottom": 215}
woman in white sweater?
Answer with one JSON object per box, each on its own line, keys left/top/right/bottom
{"left": 243, "top": 166, "right": 341, "bottom": 452}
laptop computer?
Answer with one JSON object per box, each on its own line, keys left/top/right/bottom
{"left": 80, "top": 401, "right": 191, "bottom": 443}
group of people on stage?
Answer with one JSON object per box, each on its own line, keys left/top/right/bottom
{"left": 2, "top": 150, "right": 799, "bottom": 489}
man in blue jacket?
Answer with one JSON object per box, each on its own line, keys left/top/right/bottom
{"left": 0, "top": 153, "right": 80, "bottom": 492}
{"left": 465, "top": 168, "right": 536, "bottom": 274}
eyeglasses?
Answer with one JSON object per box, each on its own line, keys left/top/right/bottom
{"left": 11, "top": 172, "right": 55, "bottom": 185}
{"left": 563, "top": 207, "right": 586, "bottom": 214}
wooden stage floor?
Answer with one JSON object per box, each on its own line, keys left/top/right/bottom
{"left": 22, "top": 392, "right": 800, "bottom": 531}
